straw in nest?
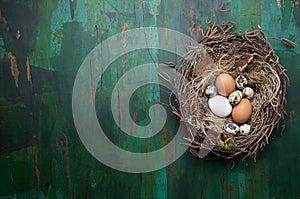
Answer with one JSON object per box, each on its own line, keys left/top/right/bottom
{"left": 172, "top": 22, "right": 290, "bottom": 161}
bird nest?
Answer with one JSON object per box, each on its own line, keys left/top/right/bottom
{"left": 172, "top": 22, "right": 289, "bottom": 161}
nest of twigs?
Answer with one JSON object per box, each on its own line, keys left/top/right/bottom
{"left": 173, "top": 22, "right": 289, "bottom": 161}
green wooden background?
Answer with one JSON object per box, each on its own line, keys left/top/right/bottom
{"left": 0, "top": 0, "right": 300, "bottom": 198}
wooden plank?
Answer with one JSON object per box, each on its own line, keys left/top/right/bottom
{"left": 0, "top": 0, "right": 300, "bottom": 198}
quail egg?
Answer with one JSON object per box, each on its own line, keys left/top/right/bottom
{"left": 205, "top": 85, "right": 218, "bottom": 97}
{"left": 228, "top": 90, "right": 243, "bottom": 105}
{"left": 236, "top": 75, "right": 248, "bottom": 89}
{"left": 242, "top": 87, "right": 254, "bottom": 99}
{"left": 224, "top": 122, "right": 240, "bottom": 134}
{"left": 198, "top": 97, "right": 208, "bottom": 113}
{"left": 240, "top": 124, "right": 251, "bottom": 135}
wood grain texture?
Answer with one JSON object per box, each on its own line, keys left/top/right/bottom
{"left": 0, "top": 0, "right": 299, "bottom": 198}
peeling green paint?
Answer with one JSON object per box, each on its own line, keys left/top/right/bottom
{"left": 0, "top": 0, "right": 300, "bottom": 198}
{"left": 31, "top": 0, "right": 59, "bottom": 70}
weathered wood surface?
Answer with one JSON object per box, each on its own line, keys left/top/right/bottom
{"left": 0, "top": 0, "right": 299, "bottom": 198}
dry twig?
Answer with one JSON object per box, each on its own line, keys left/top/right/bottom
{"left": 171, "top": 22, "right": 289, "bottom": 160}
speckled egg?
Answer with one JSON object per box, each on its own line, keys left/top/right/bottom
{"left": 228, "top": 90, "right": 243, "bottom": 105}
{"left": 240, "top": 124, "right": 251, "bottom": 135}
{"left": 205, "top": 85, "right": 218, "bottom": 98}
{"left": 215, "top": 73, "right": 236, "bottom": 96}
{"left": 235, "top": 75, "right": 248, "bottom": 89}
{"left": 198, "top": 97, "right": 208, "bottom": 113}
{"left": 224, "top": 123, "right": 240, "bottom": 134}
{"left": 242, "top": 87, "right": 254, "bottom": 99}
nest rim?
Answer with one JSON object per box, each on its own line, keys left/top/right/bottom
{"left": 172, "top": 22, "right": 289, "bottom": 161}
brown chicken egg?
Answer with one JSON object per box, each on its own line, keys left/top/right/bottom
{"left": 232, "top": 98, "right": 253, "bottom": 124}
{"left": 215, "top": 73, "right": 236, "bottom": 96}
